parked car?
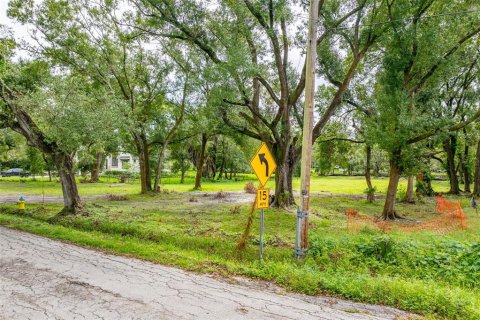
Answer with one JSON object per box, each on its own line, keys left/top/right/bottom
{"left": 1, "top": 168, "right": 30, "bottom": 177}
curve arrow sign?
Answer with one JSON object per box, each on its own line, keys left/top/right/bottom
{"left": 258, "top": 153, "right": 269, "bottom": 177}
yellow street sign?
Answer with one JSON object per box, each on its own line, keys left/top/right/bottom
{"left": 250, "top": 143, "right": 277, "bottom": 187}
{"left": 257, "top": 188, "right": 269, "bottom": 209}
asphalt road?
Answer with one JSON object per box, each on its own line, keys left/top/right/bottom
{"left": 0, "top": 227, "right": 413, "bottom": 320}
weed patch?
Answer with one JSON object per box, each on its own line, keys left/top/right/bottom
{"left": 106, "top": 194, "right": 128, "bottom": 201}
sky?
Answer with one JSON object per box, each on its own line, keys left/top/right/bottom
{"left": 1, "top": 0, "right": 30, "bottom": 39}
{"left": 1, "top": 0, "right": 307, "bottom": 69}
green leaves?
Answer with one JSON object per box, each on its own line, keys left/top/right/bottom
{"left": 17, "top": 74, "right": 122, "bottom": 154}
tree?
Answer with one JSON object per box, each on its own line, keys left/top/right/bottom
{"left": 367, "top": 0, "right": 480, "bottom": 219}
{"left": 1, "top": 50, "right": 117, "bottom": 213}
{"left": 438, "top": 52, "right": 480, "bottom": 194}
{"left": 151, "top": 51, "right": 192, "bottom": 191}
{"left": 135, "top": 0, "right": 384, "bottom": 207}
{"left": 314, "top": 122, "right": 359, "bottom": 175}
{"left": 2, "top": 34, "right": 84, "bottom": 210}
{"left": 9, "top": 0, "right": 180, "bottom": 194}
{"left": 170, "top": 143, "right": 191, "bottom": 184}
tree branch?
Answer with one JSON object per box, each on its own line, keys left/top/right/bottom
{"left": 410, "top": 25, "right": 480, "bottom": 93}
{"left": 318, "top": 137, "right": 365, "bottom": 144}
{"left": 407, "top": 108, "right": 480, "bottom": 145}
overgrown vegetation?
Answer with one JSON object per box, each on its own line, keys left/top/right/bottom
{"left": 0, "top": 191, "right": 479, "bottom": 319}
{"left": 1, "top": 0, "right": 480, "bottom": 318}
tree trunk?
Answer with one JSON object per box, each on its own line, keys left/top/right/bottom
{"left": 374, "top": 163, "right": 381, "bottom": 177}
{"left": 417, "top": 171, "right": 435, "bottom": 196}
{"left": 55, "top": 153, "right": 82, "bottom": 213}
{"left": 219, "top": 139, "right": 227, "bottom": 180}
{"left": 211, "top": 136, "right": 218, "bottom": 179}
{"left": 273, "top": 143, "right": 296, "bottom": 207}
{"left": 473, "top": 140, "right": 480, "bottom": 197}
{"left": 133, "top": 132, "right": 152, "bottom": 194}
{"left": 153, "top": 144, "right": 167, "bottom": 192}
{"left": 416, "top": 172, "right": 424, "bottom": 197}
{"left": 443, "top": 136, "right": 460, "bottom": 194}
{"left": 425, "top": 172, "right": 434, "bottom": 196}
{"left": 365, "top": 145, "right": 375, "bottom": 202}
{"left": 462, "top": 128, "right": 471, "bottom": 193}
{"left": 194, "top": 133, "right": 208, "bottom": 190}
{"left": 404, "top": 176, "right": 415, "bottom": 203}
{"left": 274, "top": 163, "right": 295, "bottom": 207}
{"left": 217, "top": 157, "right": 225, "bottom": 180}
{"left": 91, "top": 151, "right": 103, "bottom": 182}
{"left": 458, "top": 153, "right": 465, "bottom": 185}
{"left": 180, "top": 166, "right": 186, "bottom": 184}
{"left": 382, "top": 156, "right": 402, "bottom": 220}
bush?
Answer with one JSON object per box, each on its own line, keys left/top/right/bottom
{"left": 357, "top": 236, "right": 397, "bottom": 262}
{"left": 244, "top": 182, "right": 257, "bottom": 194}
{"left": 364, "top": 186, "right": 377, "bottom": 202}
{"left": 104, "top": 170, "right": 124, "bottom": 176}
{"left": 397, "top": 186, "right": 406, "bottom": 201}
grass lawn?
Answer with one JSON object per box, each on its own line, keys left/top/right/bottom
{"left": 0, "top": 185, "right": 479, "bottom": 319}
{"left": 0, "top": 173, "right": 451, "bottom": 196}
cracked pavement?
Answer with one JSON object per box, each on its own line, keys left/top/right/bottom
{"left": 0, "top": 226, "right": 413, "bottom": 320}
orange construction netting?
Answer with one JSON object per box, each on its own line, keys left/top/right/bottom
{"left": 346, "top": 195, "right": 467, "bottom": 233}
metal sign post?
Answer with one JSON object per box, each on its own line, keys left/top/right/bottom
{"left": 257, "top": 188, "right": 269, "bottom": 261}
{"left": 259, "top": 208, "right": 264, "bottom": 260}
{"left": 250, "top": 143, "right": 276, "bottom": 261}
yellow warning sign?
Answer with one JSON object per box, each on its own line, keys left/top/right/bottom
{"left": 257, "top": 188, "right": 269, "bottom": 209}
{"left": 250, "top": 143, "right": 277, "bottom": 187}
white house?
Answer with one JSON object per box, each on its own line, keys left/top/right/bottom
{"left": 104, "top": 153, "right": 140, "bottom": 172}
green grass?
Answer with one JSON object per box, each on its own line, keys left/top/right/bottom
{"left": 0, "top": 189, "right": 479, "bottom": 319}
{"left": 0, "top": 174, "right": 451, "bottom": 195}
{"left": 0, "top": 176, "right": 139, "bottom": 196}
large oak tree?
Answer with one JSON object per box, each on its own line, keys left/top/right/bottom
{"left": 136, "top": 0, "right": 385, "bottom": 206}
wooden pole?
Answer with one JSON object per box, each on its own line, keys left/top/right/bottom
{"left": 296, "top": 0, "right": 319, "bottom": 259}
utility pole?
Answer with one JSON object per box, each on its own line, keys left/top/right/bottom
{"left": 295, "top": 0, "right": 319, "bottom": 259}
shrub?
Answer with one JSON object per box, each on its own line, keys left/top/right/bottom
{"left": 363, "top": 186, "right": 377, "bottom": 202}
{"left": 244, "top": 182, "right": 257, "bottom": 194}
{"left": 357, "top": 236, "right": 397, "bottom": 262}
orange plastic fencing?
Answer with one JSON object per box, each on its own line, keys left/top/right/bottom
{"left": 433, "top": 195, "right": 467, "bottom": 229}
{"left": 346, "top": 195, "right": 467, "bottom": 233}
